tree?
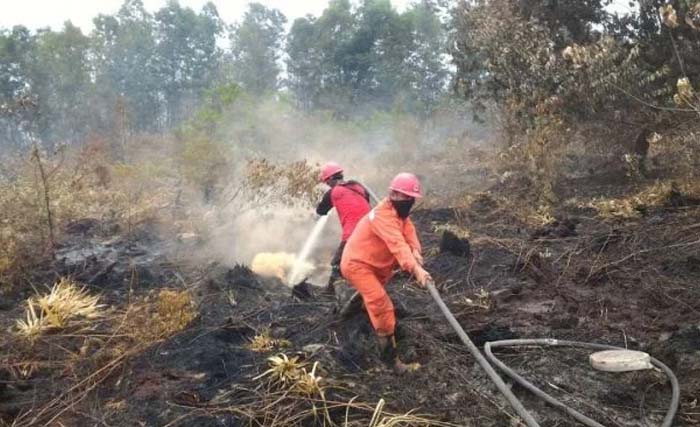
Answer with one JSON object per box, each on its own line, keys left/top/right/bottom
{"left": 154, "top": 1, "right": 223, "bottom": 126}
{"left": 230, "top": 3, "right": 286, "bottom": 95}
{"left": 286, "top": 0, "right": 449, "bottom": 115}
{"left": 344, "top": 0, "right": 408, "bottom": 107}
{"left": 515, "top": 0, "right": 611, "bottom": 47}
{"left": 309, "top": 0, "right": 356, "bottom": 112}
{"left": 631, "top": 0, "right": 700, "bottom": 86}
{"left": 395, "top": 0, "right": 449, "bottom": 113}
{"left": 1, "top": 23, "right": 96, "bottom": 147}
{"left": 452, "top": 0, "right": 700, "bottom": 129}
{"left": 175, "top": 83, "right": 242, "bottom": 202}
{"left": 286, "top": 16, "right": 322, "bottom": 111}
{"left": 0, "top": 27, "right": 33, "bottom": 102}
{"left": 31, "top": 22, "right": 93, "bottom": 144}
{"left": 0, "top": 26, "right": 35, "bottom": 147}
{"left": 92, "top": 0, "right": 160, "bottom": 133}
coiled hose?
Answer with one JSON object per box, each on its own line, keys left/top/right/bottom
{"left": 427, "top": 283, "right": 680, "bottom": 427}
{"left": 426, "top": 283, "right": 541, "bottom": 427}
{"left": 484, "top": 339, "right": 680, "bottom": 427}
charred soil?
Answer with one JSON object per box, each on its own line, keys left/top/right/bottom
{"left": 1, "top": 177, "right": 699, "bottom": 427}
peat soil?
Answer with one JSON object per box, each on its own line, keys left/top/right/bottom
{"left": 1, "top": 178, "right": 699, "bottom": 427}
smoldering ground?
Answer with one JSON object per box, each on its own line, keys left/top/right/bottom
{"left": 172, "top": 99, "right": 491, "bottom": 285}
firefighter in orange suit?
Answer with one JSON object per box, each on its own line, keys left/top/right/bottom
{"left": 340, "top": 172, "right": 431, "bottom": 373}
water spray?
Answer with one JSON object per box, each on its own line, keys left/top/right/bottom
{"left": 287, "top": 183, "right": 379, "bottom": 286}
{"left": 287, "top": 214, "right": 329, "bottom": 285}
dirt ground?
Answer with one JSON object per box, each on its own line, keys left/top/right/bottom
{"left": 1, "top": 173, "right": 699, "bottom": 427}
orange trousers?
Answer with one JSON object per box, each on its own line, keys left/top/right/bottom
{"left": 341, "top": 261, "right": 395, "bottom": 336}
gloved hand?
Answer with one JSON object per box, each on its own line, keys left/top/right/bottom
{"left": 412, "top": 248, "right": 424, "bottom": 266}
{"left": 412, "top": 265, "right": 432, "bottom": 288}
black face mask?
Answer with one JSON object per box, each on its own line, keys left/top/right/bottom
{"left": 391, "top": 199, "right": 415, "bottom": 218}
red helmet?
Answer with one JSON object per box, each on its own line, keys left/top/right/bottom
{"left": 389, "top": 172, "right": 422, "bottom": 198}
{"left": 319, "top": 162, "right": 343, "bottom": 183}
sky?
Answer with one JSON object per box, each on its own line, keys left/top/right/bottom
{"left": 0, "top": 0, "right": 632, "bottom": 33}
{"left": 0, "top": 0, "right": 412, "bottom": 32}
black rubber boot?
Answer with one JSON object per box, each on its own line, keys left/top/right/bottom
{"left": 324, "top": 268, "right": 341, "bottom": 295}
{"left": 376, "top": 335, "right": 410, "bottom": 374}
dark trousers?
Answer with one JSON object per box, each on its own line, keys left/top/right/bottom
{"left": 327, "top": 241, "right": 347, "bottom": 289}
{"left": 331, "top": 241, "right": 347, "bottom": 272}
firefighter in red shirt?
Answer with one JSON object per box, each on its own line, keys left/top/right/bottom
{"left": 316, "top": 162, "right": 372, "bottom": 294}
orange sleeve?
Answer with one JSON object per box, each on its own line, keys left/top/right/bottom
{"left": 369, "top": 207, "right": 417, "bottom": 272}
{"left": 403, "top": 218, "right": 421, "bottom": 253}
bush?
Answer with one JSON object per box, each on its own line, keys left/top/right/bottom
{"left": 451, "top": 0, "right": 700, "bottom": 205}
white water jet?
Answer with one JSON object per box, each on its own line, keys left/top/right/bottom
{"left": 288, "top": 182, "right": 378, "bottom": 286}
{"left": 288, "top": 214, "right": 329, "bottom": 285}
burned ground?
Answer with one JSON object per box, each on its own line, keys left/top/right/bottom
{"left": 1, "top": 178, "right": 700, "bottom": 427}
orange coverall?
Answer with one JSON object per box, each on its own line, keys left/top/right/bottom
{"left": 340, "top": 198, "right": 421, "bottom": 336}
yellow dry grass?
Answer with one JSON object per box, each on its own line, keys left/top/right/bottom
{"left": 254, "top": 353, "right": 326, "bottom": 396}
{"left": 588, "top": 180, "right": 700, "bottom": 219}
{"left": 529, "top": 204, "right": 556, "bottom": 226}
{"left": 458, "top": 190, "right": 556, "bottom": 227}
{"left": 15, "top": 278, "right": 104, "bottom": 340}
{"left": 154, "top": 289, "right": 196, "bottom": 337}
{"left": 254, "top": 353, "right": 307, "bottom": 387}
{"left": 247, "top": 329, "right": 291, "bottom": 353}
{"left": 462, "top": 288, "right": 492, "bottom": 311}
{"left": 120, "top": 288, "right": 197, "bottom": 343}
{"left": 0, "top": 253, "right": 11, "bottom": 276}
{"left": 367, "top": 399, "right": 457, "bottom": 427}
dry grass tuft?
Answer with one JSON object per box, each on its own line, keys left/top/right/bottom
{"left": 461, "top": 288, "right": 492, "bottom": 311}
{"left": 177, "top": 352, "right": 458, "bottom": 427}
{"left": 15, "top": 301, "right": 44, "bottom": 339}
{"left": 254, "top": 354, "right": 327, "bottom": 403}
{"left": 588, "top": 180, "right": 700, "bottom": 219}
{"left": 121, "top": 288, "right": 197, "bottom": 343}
{"left": 15, "top": 278, "right": 103, "bottom": 340}
{"left": 254, "top": 353, "right": 307, "bottom": 387}
{"left": 252, "top": 353, "right": 331, "bottom": 423}
{"left": 367, "top": 399, "right": 457, "bottom": 427}
{"left": 247, "top": 329, "right": 291, "bottom": 353}
{"left": 155, "top": 289, "right": 196, "bottom": 336}
{"left": 528, "top": 205, "right": 556, "bottom": 226}
{"left": 294, "top": 361, "right": 324, "bottom": 397}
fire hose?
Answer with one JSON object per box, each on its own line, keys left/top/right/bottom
{"left": 426, "top": 282, "right": 541, "bottom": 427}
{"left": 426, "top": 282, "right": 680, "bottom": 427}
{"left": 484, "top": 339, "right": 680, "bottom": 427}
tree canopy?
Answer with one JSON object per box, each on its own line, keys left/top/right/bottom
{"left": 1, "top": 0, "right": 699, "bottom": 149}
